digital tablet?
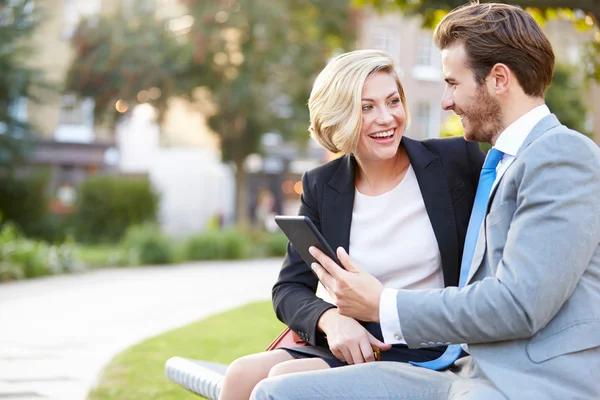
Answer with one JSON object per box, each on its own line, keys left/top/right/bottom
{"left": 274, "top": 215, "right": 342, "bottom": 269}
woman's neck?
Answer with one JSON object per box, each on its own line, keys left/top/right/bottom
{"left": 355, "top": 147, "right": 410, "bottom": 196}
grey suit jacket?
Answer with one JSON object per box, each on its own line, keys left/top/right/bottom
{"left": 395, "top": 114, "right": 600, "bottom": 399}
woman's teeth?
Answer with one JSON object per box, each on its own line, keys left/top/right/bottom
{"left": 370, "top": 129, "right": 394, "bottom": 138}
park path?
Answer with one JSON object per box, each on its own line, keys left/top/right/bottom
{"left": 0, "top": 259, "right": 282, "bottom": 400}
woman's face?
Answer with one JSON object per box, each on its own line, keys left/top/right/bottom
{"left": 355, "top": 71, "right": 407, "bottom": 163}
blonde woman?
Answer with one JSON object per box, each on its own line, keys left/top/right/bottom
{"left": 219, "top": 49, "right": 485, "bottom": 400}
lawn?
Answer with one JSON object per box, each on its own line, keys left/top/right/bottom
{"left": 87, "top": 301, "right": 285, "bottom": 400}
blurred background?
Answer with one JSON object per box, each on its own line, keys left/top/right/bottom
{"left": 1, "top": 0, "right": 600, "bottom": 280}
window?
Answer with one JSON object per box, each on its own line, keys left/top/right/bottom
{"left": 412, "top": 32, "right": 442, "bottom": 81}
{"left": 55, "top": 95, "right": 95, "bottom": 143}
{"left": 416, "top": 34, "right": 434, "bottom": 67}
{"left": 62, "top": 0, "right": 100, "bottom": 38}
{"left": 413, "top": 103, "right": 432, "bottom": 139}
{"left": 370, "top": 29, "right": 401, "bottom": 64}
{"left": 59, "top": 95, "right": 93, "bottom": 126}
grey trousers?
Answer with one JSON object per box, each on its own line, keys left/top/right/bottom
{"left": 251, "top": 357, "right": 507, "bottom": 400}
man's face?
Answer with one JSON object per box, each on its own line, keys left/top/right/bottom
{"left": 440, "top": 44, "right": 504, "bottom": 143}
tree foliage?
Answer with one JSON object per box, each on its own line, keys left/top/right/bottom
{"left": 356, "top": 0, "right": 600, "bottom": 26}
{"left": 66, "top": 0, "right": 357, "bottom": 223}
{"left": 65, "top": 2, "right": 188, "bottom": 125}
{"left": 0, "top": 0, "right": 44, "bottom": 170}
{"left": 545, "top": 63, "right": 591, "bottom": 135}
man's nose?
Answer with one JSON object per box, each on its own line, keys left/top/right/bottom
{"left": 441, "top": 88, "right": 454, "bottom": 111}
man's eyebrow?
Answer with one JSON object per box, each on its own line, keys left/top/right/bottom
{"left": 361, "top": 91, "right": 398, "bottom": 101}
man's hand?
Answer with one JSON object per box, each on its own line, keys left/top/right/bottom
{"left": 310, "top": 246, "right": 384, "bottom": 323}
{"left": 318, "top": 308, "right": 391, "bottom": 364}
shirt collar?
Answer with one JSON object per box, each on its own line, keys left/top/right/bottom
{"left": 494, "top": 104, "right": 550, "bottom": 157}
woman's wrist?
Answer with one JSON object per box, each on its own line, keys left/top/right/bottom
{"left": 317, "top": 307, "right": 340, "bottom": 333}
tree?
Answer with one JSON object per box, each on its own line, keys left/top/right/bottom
{"left": 0, "top": 0, "right": 44, "bottom": 171}
{"left": 181, "top": 0, "right": 357, "bottom": 224}
{"left": 65, "top": 2, "right": 188, "bottom": 126}
{"left": 545, "top": 63, "right": 591, "bottom": 135}
{"left": 66, "top": 0, "right": 357, "bottom": 224}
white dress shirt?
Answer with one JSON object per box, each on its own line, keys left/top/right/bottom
{"left": 379, "top": 105, "right": 551, "bottom": 344}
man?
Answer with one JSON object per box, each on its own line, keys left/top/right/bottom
{"left": 251, "top": 2, "right": 600, "bottom": 399}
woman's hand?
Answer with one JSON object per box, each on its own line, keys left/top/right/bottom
{"left": 317, "top": 308, "right": 391, "bottom": 364}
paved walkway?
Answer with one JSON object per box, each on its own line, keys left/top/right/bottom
{"left": 0, "top": 258, "right": 282, "bottom": 400}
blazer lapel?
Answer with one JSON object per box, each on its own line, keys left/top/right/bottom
{"left": 403, "top": 138, "right": 460, "bottom": 287}
{"left": 321, "top": 155, "right": 356, "bottom": 256}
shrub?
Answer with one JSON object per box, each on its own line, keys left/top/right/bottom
{"left": 73, "top": 176, "right": 159, "bottom": 243}
{"left": 265, "top": 231, "right": 288, "bottom": 257}
{"left": 0, "top": 171, "right": 50, "bottom": 237}
{"left": 0, "top": 222, "right": 84, "bottom": 281}
{"left": 122, "top": 224, "right": 173, "bottom": 265}
{"left": 183, "top": 229, "right": 250, "bottom": 261}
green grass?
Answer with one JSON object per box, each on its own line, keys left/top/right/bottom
{"left": 87, "top": 301, "right": 285, "bottom": 400}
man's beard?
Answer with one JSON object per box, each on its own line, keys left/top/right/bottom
{"left": 462, "top": 84, "right": 504, "bottom": 144}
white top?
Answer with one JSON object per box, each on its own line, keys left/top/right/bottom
{"left": 379, "top": 104, "right": 552, "bottom": 345}
{"left": 350, "top": 164, "right": 444, "bottom": 291}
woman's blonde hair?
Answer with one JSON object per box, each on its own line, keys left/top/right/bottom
{"left": 308, "top": 49, "right": 410, "bottom": 154}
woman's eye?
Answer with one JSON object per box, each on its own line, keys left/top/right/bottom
{"left": 362, "top": 105, "right": 372, "bottom": 111}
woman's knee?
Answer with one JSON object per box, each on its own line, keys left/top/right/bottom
{"left": 227, "top": 351, "right": 294, "bottom": 380}
{"left": 225, "top": 353, "right": 255, "bottom": 379}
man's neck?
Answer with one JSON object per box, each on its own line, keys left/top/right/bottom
{"left": 491, "top": 97, "right": 545, "bottom": 146}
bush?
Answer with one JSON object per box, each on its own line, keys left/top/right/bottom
{"left": 73, "top": 176, "right": 159, "bottom": 243}
{"left": 183, "top": 229, "right": 250, "bottom": 261}
{"left": 265, "top": 231, "right": 288, "bottom": 257}
{"left": 122, "top": 224, "right": 173, "bottom": 265}
{"left": 0, "top": 222, "right": 84, "bottom": 282}
{"left": 0, "top": 171, "right": 50, "bottom": 238}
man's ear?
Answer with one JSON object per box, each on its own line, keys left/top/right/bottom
{"left": 489, "top": 63, "right": 511, "bottom": 95}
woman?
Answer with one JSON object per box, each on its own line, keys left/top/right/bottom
{"left": 219, "top": 49, "right": 484, "bottom": 400}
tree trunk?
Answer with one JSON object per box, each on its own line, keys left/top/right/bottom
{"left": 234, "top": 154, "right": 249, "bottom": 227}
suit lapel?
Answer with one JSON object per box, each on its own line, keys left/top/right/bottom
{"left": 403, "top": 138, "right": 459, "bottom": 287}
{"left": 466, "top": 114, "right": 562, "bottom": 284}
{"left": 321, "top": 155, "right": 356, "bottom": 255}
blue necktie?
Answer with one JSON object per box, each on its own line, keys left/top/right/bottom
{"left": 410, "top": 148, "right": 504, "bottom": 371}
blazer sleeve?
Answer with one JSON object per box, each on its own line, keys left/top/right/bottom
{"left": 271, "top": 170, "right": 336, "bottom": 346}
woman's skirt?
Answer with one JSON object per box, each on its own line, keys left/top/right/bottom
{"left": 278, "top": 321, "right": 449, "bottom": 368}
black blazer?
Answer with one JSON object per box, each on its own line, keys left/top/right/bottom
{"left": 272, "top": 136, "right": 485, "bottom": 346}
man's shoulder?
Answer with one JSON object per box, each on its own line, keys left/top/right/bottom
{"left": 528, "top": 124, "right": 600, "bottom": 159}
